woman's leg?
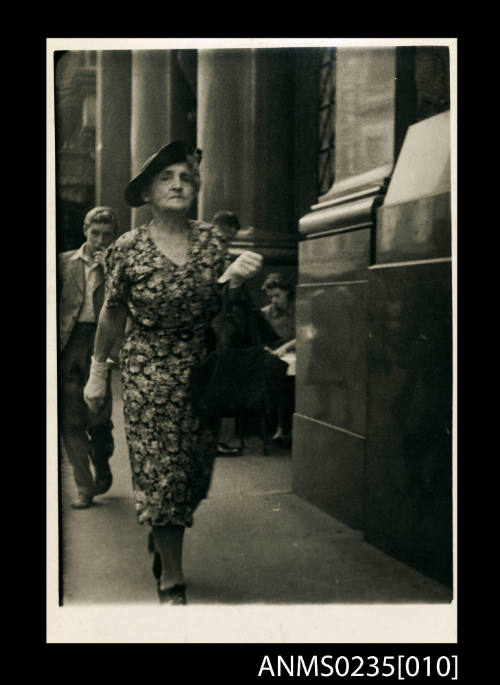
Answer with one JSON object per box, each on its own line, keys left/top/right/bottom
{"left": 152, "top": 524, "right": 186, "bottom": 590}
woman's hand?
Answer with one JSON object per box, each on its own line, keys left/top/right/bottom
{"left": 218, "top": 250, "right": 263, "bottom": 286}
{"left": 83, "top": 357, "right": 110, "bottom": 414}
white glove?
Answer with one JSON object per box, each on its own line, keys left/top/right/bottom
{"left": 84, "top": 356, "right": 110, "bottom": 414}
{"left": 218, "top": 250, "right": 263, "bottom": 285}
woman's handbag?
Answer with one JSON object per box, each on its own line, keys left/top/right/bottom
{"left": 191, "top": 284, "right": 288, "bottom": 419}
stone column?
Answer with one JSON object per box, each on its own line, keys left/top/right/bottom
{"left": 165, "top": 50, "right": 197, "bottom": 146}
{"left": 198, "top": 48, "right": 298, "bottom": 233}
{"left": 95, "top": 51, "right": 132, "bottom": 236}
{"left": 197, "top": 48, "right": 298, "bottom": 305}
{"left": 129, "top": 51, "right": 170, "bottom": 228}
{"left": 128, "top": 50, "right": 198, "bottom": 227}
{"left": 197, "top": 49, "right": 258, "bottom": 229}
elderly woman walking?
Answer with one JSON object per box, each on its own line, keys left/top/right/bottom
{"left": 83, "top": 141, "right": 262, "bottom": 604}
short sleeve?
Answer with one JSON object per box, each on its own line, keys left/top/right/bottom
{"left": 104, "top": 237, "right": 129, "bottom": 307}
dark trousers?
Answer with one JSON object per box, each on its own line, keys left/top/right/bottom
{"left": 60, "top": 323, "right": 114, "bottom": 497}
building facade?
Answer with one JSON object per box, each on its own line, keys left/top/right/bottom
{"left": 54, "top": 44, "right": 452, "bottom": 586}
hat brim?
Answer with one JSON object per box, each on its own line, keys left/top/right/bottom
{"left": 124, "top": 140, "right": 194, "bottom": 207}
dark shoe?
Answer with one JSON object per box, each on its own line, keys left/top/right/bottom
{"left": 274, "top": 432, "right": 292, "bottom": 449}
{"left": 70, "top": 494, "right": 93, "bottom": 509}
{"left": 217, "top": 442, "right": 241, "bottom": 456}
{"left": 272, "top": 428, "right": 284, "bottom": 442}
{"left": 94, "top": 473, "right": 113, "bottom": 495}
{"left": 157, "top": 582, "right": 187, "bottom": 605}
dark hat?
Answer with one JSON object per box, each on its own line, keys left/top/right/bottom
{"left": 124, "top": 140, "right": 201, "bottom": 207}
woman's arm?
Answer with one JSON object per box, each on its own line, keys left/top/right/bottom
{"left": 84, "top": 302, "right": 128, "bottom": 413}
{"left": 93, "top": 303, "right": 128, "bottom": 362}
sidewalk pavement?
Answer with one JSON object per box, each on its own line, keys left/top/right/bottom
{"left": 60, "top": 372, "right": 452, "bottom": 606}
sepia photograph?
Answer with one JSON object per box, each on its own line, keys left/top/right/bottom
{"left": 46, "top": 37, "right": 457, "bottom": 645}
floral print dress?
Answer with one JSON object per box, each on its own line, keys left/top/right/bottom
{"left": 105, "top": 221, "right": 230, "bottom": 527}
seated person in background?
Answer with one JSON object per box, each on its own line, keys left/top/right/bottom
{"left": 211, "top": 210, "right": 244, "bottom": 456}
{"left": 261, "top": 272, "right": 296, "bottom": 448}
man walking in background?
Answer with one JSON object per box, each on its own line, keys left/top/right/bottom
{"left": 58, "top": 207, "right": 119, "bottom": 509}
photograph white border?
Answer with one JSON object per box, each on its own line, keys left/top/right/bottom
{"left": 46, "top": 36, "right": 458, "bottom": 644}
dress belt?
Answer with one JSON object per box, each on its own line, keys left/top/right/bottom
{"left": 130, "top": 319, "right": 208, "bottom": 341}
